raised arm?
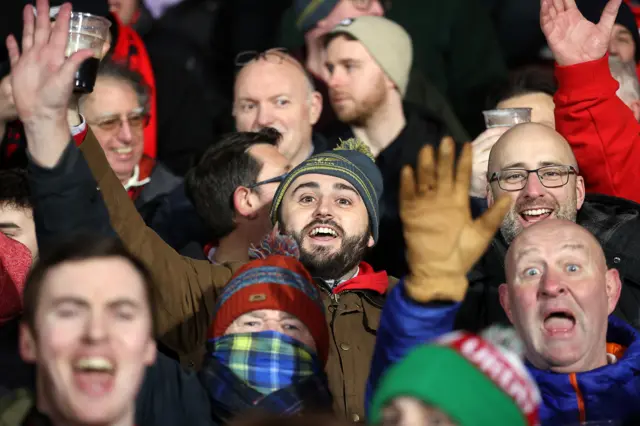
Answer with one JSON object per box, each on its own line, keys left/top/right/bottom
{"left": 8, "top": 0, "right": 239, "bottom": 355}
{"left": 542, "top": 0, "right": 640, "bottom": 201}
{"left": 365, "top": 138, "right": 511, "bottom": 413}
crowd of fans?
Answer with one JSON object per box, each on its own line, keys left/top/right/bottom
{"left": 2, "top": 0, "right": 640, "bottom": 425}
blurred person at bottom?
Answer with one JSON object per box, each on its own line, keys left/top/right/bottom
{"left": 79, "top": 59, "right": 181, "bottom": 219}
{"left": 370, "top": 328, "right": 541, "bottom": 426}
{"left": 366, "top": 139, "right": 640, "bottom": 425}
{"left": 0, "top": 235, "right": 157, "bottom": 426}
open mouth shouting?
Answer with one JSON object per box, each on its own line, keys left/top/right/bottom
{"left": 542, "top": 308, "right": 576, "bottom": 338}
{"left": 518, "top": 206, "right": 555, "bottom": 226}
{"left": 305, "top": 221, "right": 343, "bottom": 246}
{"left": 72, "top": 356, "right": 116, "bottom": 397}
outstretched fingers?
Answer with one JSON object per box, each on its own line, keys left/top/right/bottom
{"left": 599, "top": 0, "right": 623, "bottom": 33}
{"left": 436, "top": 137, "right": 455, "bottom": 195}
{"left": 33, "top": 0, "right": 52, "bottom": 48}
{"left": 472, "top": 194, "right": 511, "bottom": 242}
{"left": 416, "top": 144, "right": 436, "bottom": 196}
{"left": 400, "top": 165, "right": 417, "bottom": 203}
{"left": 50, "top": 3, "right": 73, "bottom": 59}
{"left": 6, "top": 36, "right": 21, "bottom": 68}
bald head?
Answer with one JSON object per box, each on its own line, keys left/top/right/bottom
{"left": 488, "top": 123, "right": 578, "bottom": 176}
{"left": 500, "top": 218, "right": 621, "bottom": 373}
{"left": 506, "top": 219, "right": 607, "bottom": 282}
{"left": 233, "top": 51, "right": 323, "bottom": 167}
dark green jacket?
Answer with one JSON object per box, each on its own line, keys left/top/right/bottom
{"left": 278, "top": 0, "right": 507, "bottom": 137}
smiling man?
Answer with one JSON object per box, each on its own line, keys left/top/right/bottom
{"left": 454, "top": 122, "right": 640, "bottom": 334}
{"left": 0, "top": 236, "right": 157, "bottom": 425}
{"left": 270, "top": 138, "right": 392, "bottom": 420}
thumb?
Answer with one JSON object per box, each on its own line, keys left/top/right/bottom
{"left": 473, "top": 194, "right": 511, "bottom": 241}
{"left": 599, "top": 0, "right": 623, "bottom": 33}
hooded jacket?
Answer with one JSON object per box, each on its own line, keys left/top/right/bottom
{"left": 367, "top": 281, "right": 640, "bottom": 425}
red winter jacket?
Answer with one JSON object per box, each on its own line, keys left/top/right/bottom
{"left": 554, "top": 54, "right": 640, "bottom": 204}
{"left": 0, "top": 232, "right": 31, "bottom": 325}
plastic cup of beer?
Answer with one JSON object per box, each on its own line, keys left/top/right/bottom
{"left": 64, "top": 12, "right": 111, "bottom": 93}
{"left": 482, "top": 108, "right": 532, "bottom": 129}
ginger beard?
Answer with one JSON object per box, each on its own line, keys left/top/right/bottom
{"left": 282, "top": 217, "right": 369, "bottom": 281}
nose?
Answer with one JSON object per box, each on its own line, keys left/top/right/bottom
{"left": 609, "top": 39, "right": 620, "bottom": 57}
{"left": 538, "top": 269, "right": 567, "bottom": 298}
{"left": 118, "top": 118, "right": 133, "bottom": 143}
{"left": 84, "top": 312, "right": 108, "bottom": 343}
{"left": 328, "top": 68, "right": 346, "bottom": 89}
{"left": 255, "top": 105, "right": 275, "bottom": 127}
{"left": 520, "top": 171, "right": 546, "bottom": 198}
{"left": 312, "top": 196, "right": 333, "bottom": 219}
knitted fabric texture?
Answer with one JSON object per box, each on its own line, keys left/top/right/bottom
{"left": 211, "top": 330, "right": 321, "bottom": 395}
{"left": 328, "top": 16, "right": 413, "bottom": 95}
{"left": 270, "top": 138, "right": 383, "bottom": 243}
{"left": 209, "top": 234, "right": 329, "bottom": 364}
{"left": 370, "top": 327, "right": 541, "bottom": 426}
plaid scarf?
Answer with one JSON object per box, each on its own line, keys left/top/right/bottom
{"left": 211, "top": 331, "right": 321, "bottom": 395}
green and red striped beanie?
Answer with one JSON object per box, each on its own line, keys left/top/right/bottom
{"left": 370, "top": 327, "right": 541, "bottom": 426}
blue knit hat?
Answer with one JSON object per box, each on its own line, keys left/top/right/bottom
{"left": 295, "top": 0, "right": 339, "bottom": 33}
{"left": 270, "top": 139, "right": 383, "bottom": 243}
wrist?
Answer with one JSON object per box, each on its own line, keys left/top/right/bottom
{"left": 23, "top": 119, "right": 72, "bottom": 169}
{"left": 405, "top": 275, "right": 468, "bottom": 303}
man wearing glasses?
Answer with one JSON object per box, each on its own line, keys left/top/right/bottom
{"left": 455, "top": 122, "right": 640, "bottom": 334}
{"left": 79, "top": 59, "right": 181, "bottom": 218}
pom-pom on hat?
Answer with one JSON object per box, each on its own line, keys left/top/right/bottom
{"left": 270, "top": 138, "right": 383, "bottom": 243}
{"left": 370, "top": 327, "right": 541, "bottom": 426}
{"left": 209, "top": 231, "right": 329, "bottom": 364}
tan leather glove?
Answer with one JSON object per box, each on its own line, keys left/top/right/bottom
{"left": 400, "top": 137, "right": 511, "bottom": 303}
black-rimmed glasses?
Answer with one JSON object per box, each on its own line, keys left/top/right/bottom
{"left": 489, "top": 165, "right": 577, "bottom": 192}
{"left": 247, "top": 173, "right": 288, "bottom": 189}
{"left": 235, "top": 48, "right": 290, "bottom": 67}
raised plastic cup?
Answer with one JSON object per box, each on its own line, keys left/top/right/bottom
{"left": 64, "top": 12, "right": 111, "bottom": 93}
{"left": 482, "top": 108, "right": 532, "bottom": 129}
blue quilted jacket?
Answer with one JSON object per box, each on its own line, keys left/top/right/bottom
{"left": 367, "top": 279, "right": 640, "bottom": 425}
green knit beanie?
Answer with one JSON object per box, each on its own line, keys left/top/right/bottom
{"left": 370, "top": 328, "right": 541, "bottom": 426}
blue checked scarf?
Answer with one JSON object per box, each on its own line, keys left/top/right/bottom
{"left": 211, "top": 330, "right": 322, "bottom": 395}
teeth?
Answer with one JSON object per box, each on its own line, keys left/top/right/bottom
{"left": 75, "top": 357, "right": 114, "bottom": 372}
{"left": 521, "top": 208, "right": 552, "bottom": 216}
{"left": 114, "top": 147, "right": 132, "bottom": 154}
{"left": 310, "top": 227, "right": 338, "bottom": 237}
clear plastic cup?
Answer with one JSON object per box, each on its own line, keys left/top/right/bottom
{"left": 482, "top": 108, "right": 532, "bottom": 129}
{"left": 64, "top": 12, "right": 111, "bottom": 93}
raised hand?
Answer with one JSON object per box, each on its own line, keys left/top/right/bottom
{"left": 6, "top": 0, "right": 92, "bottom": 124}
{"left": 470, "top": 127, "right": 508, "bottom": 198}
{"left": 541, "top": 0, "right": 621, "bottom": 66}
{"left": 6, "top": 0, "right": 92, "bottom": 167}
{"left": 400, "top": 138, "right": 511, "bottom": 302}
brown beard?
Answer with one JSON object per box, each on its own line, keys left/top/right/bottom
{"left": 331, "top": 72, "right": 387, "bottom": 126}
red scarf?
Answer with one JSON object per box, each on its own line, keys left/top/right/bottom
{"left": 332, "top": 262, "right": 389, "bottom": 295}
{"left": 111, "top": 13, "right": 157, "bottom": 160}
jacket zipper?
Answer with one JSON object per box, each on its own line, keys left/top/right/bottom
{"left": 569, "top": 373, "right": 586, "bottom": 422}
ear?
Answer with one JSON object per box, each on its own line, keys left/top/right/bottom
{"left": 498, "top": 283, "right": 514, "bottom": 324}
{"left": 19, "top": 323, "right": 37, "bottom": 363}
{"left": 486, "top": 185, "right": 495, "bottom": 207}
{"left": 605, "top": 268, "right": 622, "bottom": 315}
{"left": 575, "top": 175, "right": 586, "bottom": 210}
{"left": 630, "top": 100, "right": 640, "bottom": 122}
{"left": 367, "top": 235, "right": 375, "bottom": 248}
{"left": 233, "top": 186, "right": 258, "bottom": 219}
{"left": 308, "top": 91, "right": 323, "bottom": 126}
{"left": 143, "top": 338, "right": 157, "bottom": 366}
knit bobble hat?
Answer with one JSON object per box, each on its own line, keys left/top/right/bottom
{"left": 370, "top": 327, "right": 541, "bottom": 426}
{"left": 270, "top": 138, "right": 383, "bottom": 243}
{"left": 209, "top": 232, "right": 329, "bottom": 364}
{"left": 295, "top": 0, "right": 340, "bottom": 33}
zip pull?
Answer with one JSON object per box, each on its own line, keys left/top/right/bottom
{"left": 331, "top": 292, "right": 340, "bottom": 304}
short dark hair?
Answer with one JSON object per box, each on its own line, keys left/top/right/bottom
{"left": 185, "top": 128, "right": 282, "bottom": 240}
{"left": 487, "top": 66, "right": 557, "bottom": 109}
{"left": 23, "top": 234, "right": 159, "bottom": 338}
{"left": 323, "top": 31, "right": 357, "bottom": 49}
{"left": 0, "top": 168, "right": 31, "bottom": 211}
